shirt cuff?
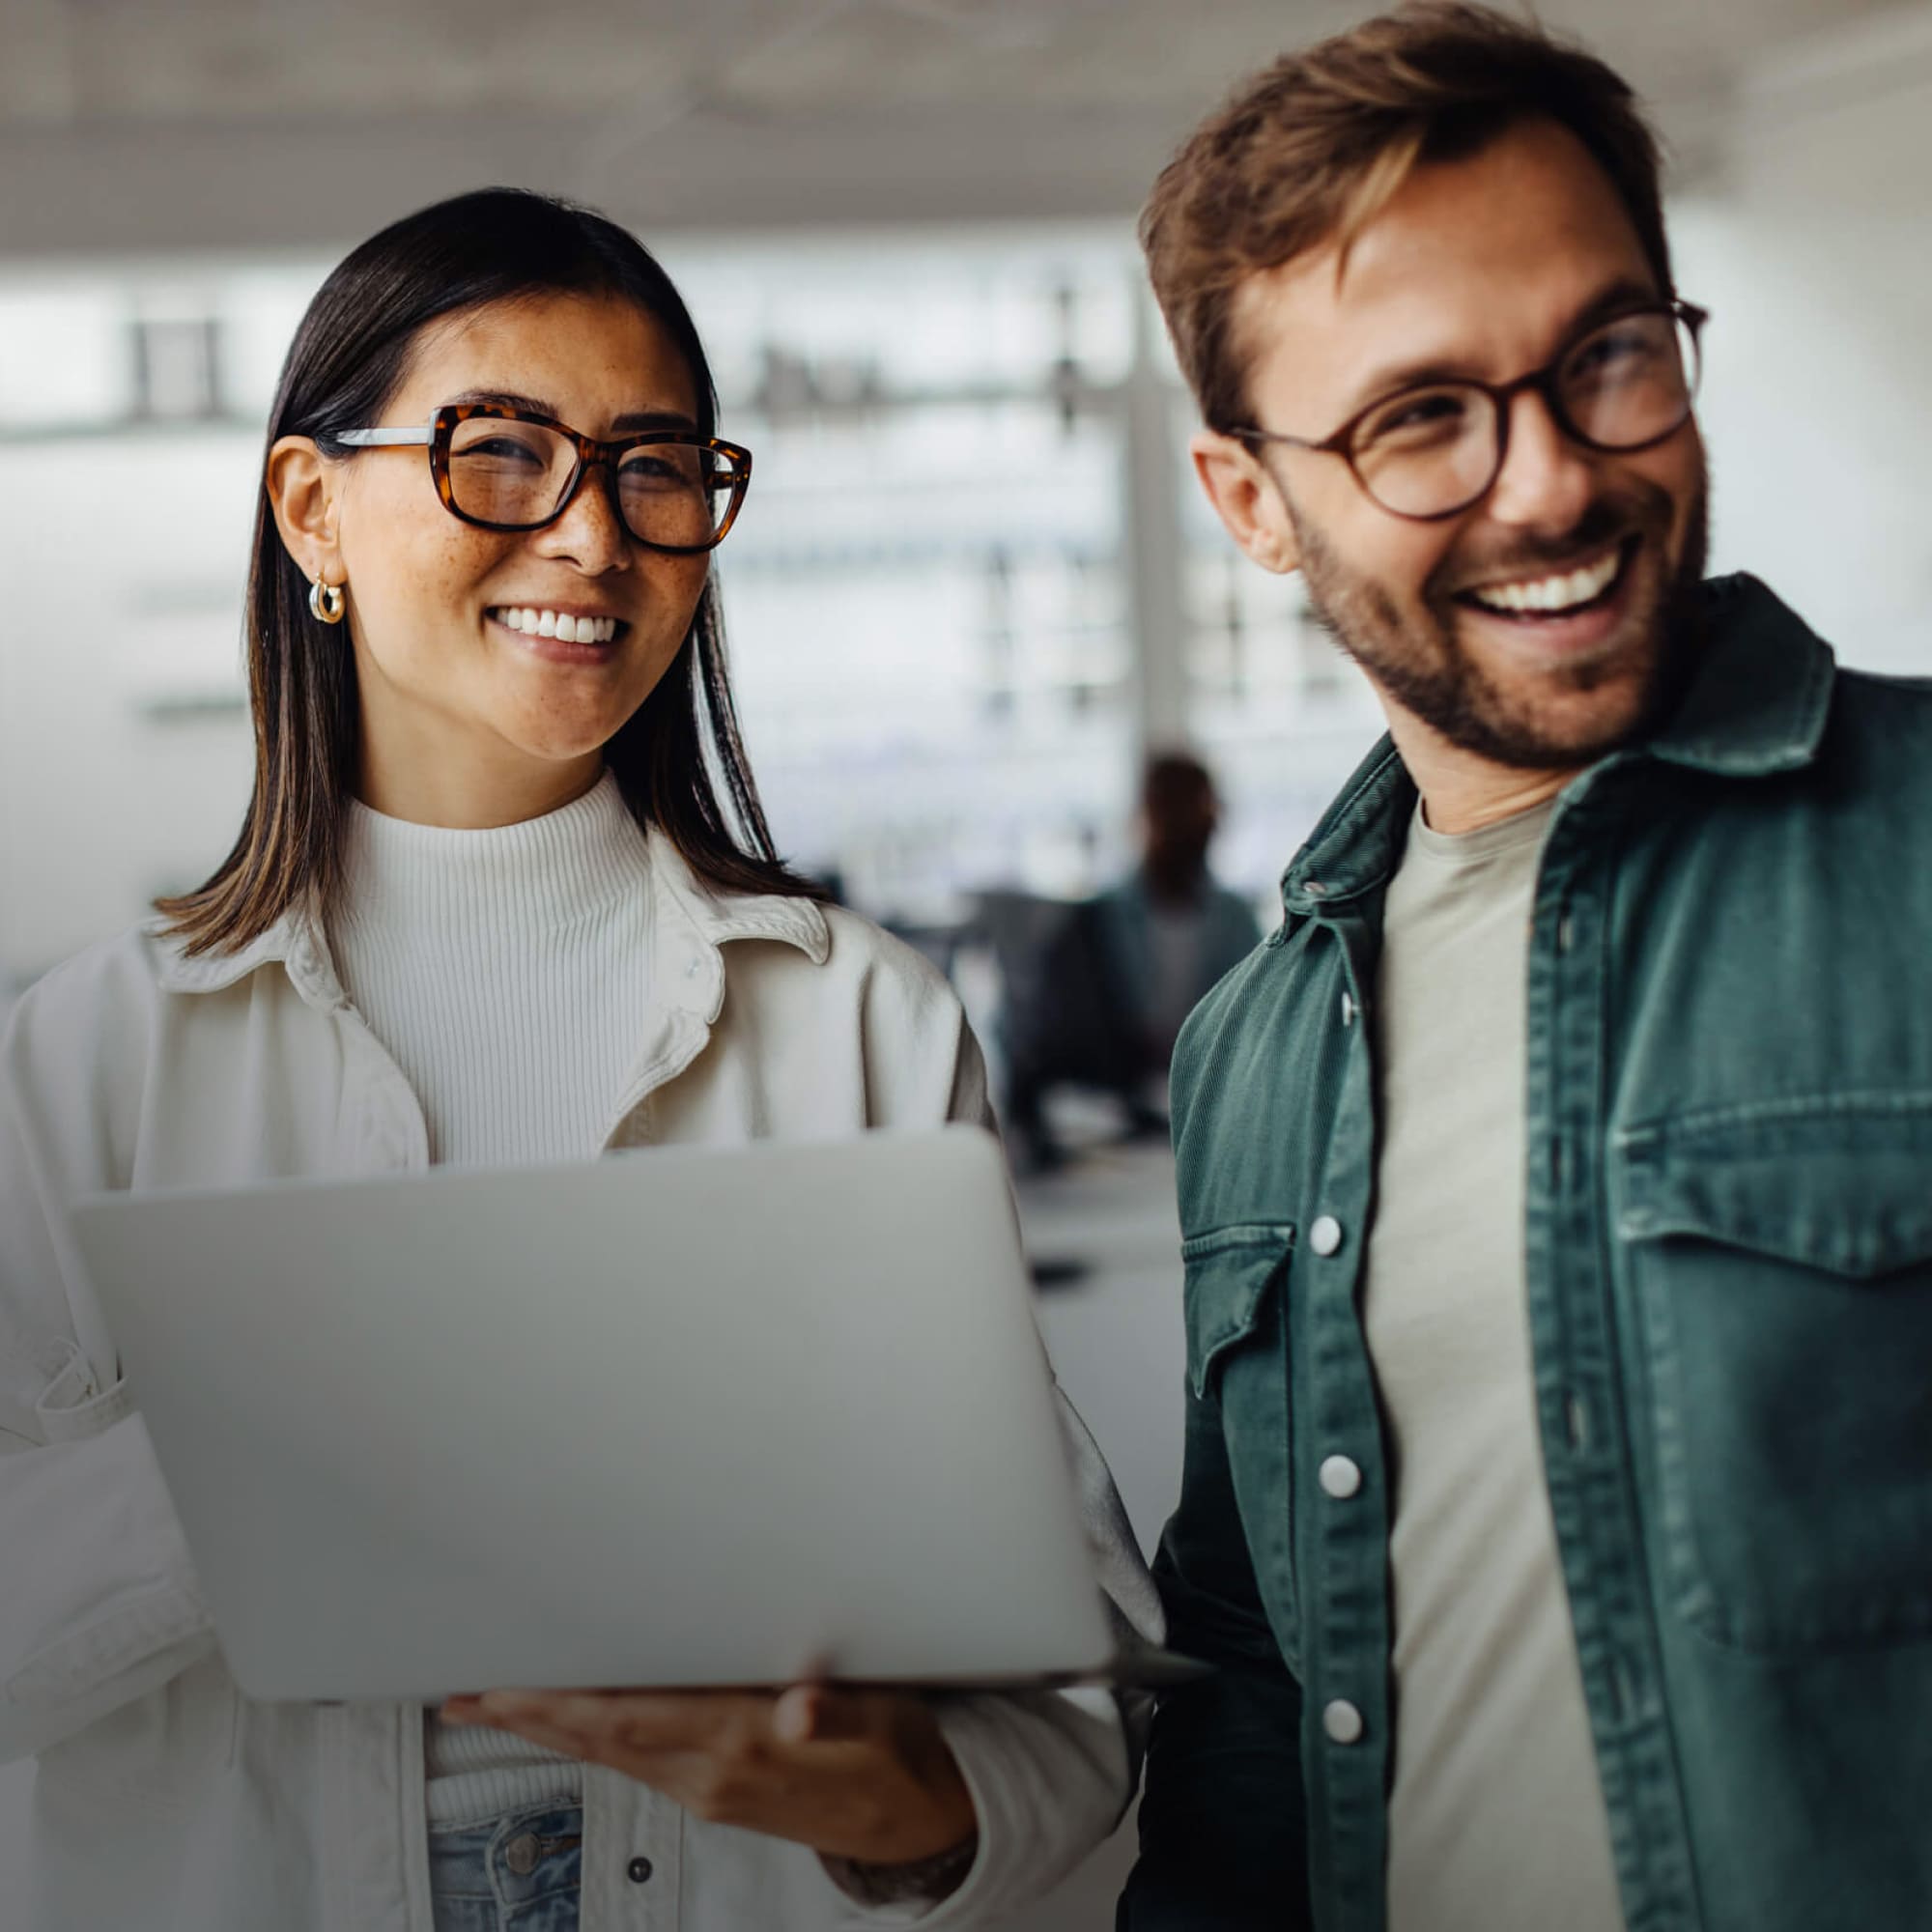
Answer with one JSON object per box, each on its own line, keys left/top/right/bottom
{"left": 821, "top": 1685, "right": 1128, "bottom": 1927}
{"left": 821, "top": 1833, "right": 980, "bottom": 1917}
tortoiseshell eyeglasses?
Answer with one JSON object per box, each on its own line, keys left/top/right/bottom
{"left": 1221, "top": 298, "right": 1707, "bottom": 522}
{"left": 335, "top": 401, "right": 753, "bottom": 554}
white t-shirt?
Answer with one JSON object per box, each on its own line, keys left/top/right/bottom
{"left": 1362, "top": 797, "right": 1624, "bottom": 1931}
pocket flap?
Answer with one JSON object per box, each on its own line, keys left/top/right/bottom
{"left": 1180, "top": 1222, "right": 1294, "bottom": 1397}
{"left": 1617, "top": 1096, "right": 1932, "bottom": 1279}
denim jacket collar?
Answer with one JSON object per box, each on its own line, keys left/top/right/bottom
{"left": 1639, "top": 571, "right": 1836, "bottom": 779}
{"left": 1280, "top": 572, "right": 1837, "bottom": 920}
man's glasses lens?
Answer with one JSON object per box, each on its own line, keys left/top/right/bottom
{"left": 444, "top": 417, "right": 742, "bottom": 549}
{"left": 1349, "top": 308, "right": 1699, "bottom": 519}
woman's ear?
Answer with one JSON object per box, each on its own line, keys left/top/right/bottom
{"left": 265, "top": 436, "right": 343, "bottom": 583}
{"left": 1190, "top": 429, "right": 1300, "bottom": 577}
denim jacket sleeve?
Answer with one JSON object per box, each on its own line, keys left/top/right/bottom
{"left": 1119, "top": 1368, "right": 1312, "bottom": 1930}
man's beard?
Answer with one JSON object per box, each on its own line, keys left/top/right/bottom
{"left": 1293, "top": 462, "right": 1710, "bottom": 771}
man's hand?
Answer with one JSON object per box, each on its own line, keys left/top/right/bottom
{"left": 440, "top": 1683, "right": 978, "bottom": 1869}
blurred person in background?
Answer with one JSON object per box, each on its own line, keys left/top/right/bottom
{"left": 1122, "top": 7, "right": 1932, "bottom": 1932}
{"left": 1002, "top": 753, "right": 1260, "bottom": 1171}
{"left": 0, "top": 186, "right": 1154, "bottom": 1932}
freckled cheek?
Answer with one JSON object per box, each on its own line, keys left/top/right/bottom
{"left": 636, "top": 557, "right": 710, "bottom": 650}
{"left": 342, "top": 494, "right": 512, "bottom": 655}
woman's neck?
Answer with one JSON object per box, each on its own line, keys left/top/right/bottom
{"left": 355, "top": 740, "right": 606, "bottom": 830}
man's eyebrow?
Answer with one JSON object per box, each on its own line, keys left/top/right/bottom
{"left": 442, "top": 388, "right": 700, "bottom": 435}
{"left": 1333, "top": 275, "right": 1665, "bottom": 420}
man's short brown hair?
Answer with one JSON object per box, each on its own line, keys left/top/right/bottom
{"left": 1141, "top": 2, "right": 1673, "bottom": 433}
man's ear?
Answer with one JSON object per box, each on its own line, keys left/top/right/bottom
{"left": 1190, "top": 429, "right": 1300, "bottom": 577}
{"left": 265, "top": 436, "right": 344, "bottom": 583}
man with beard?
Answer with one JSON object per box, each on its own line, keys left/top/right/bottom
{"left": 1120, "top": 8, "right": 1932, "bottom": 1932}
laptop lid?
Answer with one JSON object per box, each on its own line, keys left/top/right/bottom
{"left": 69, "top": 1125, "right": 1122, "bottom": 1702}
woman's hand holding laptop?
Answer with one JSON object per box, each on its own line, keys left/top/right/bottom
{"left": 441, "top": 1680, "right": 977, "bottom": 1870}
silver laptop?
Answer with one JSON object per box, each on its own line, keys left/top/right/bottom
{"left": 70, "top": 1125, "right": 1188, "bottom": 1703}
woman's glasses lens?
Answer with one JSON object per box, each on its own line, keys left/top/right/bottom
{"left": 1349, "top": 307, "right": 1698, "bottom": 519}
{"left": 444, "top": 417, "right": 741, "bottom": 549}
{"left": 614, "top": 441, "right": 734, "bottom": 551}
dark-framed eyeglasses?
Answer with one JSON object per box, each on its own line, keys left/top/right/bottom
{"left": 334, "top": 402, "right": 753, "bottom": 554}
{"left": 1220, "top": 298, "right": 1708, "bottom": 523}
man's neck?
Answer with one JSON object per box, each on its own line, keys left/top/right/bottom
{"left": 1383, "top": 710, "right": 1577, "bottom": 836}
{"left": 1144, "top": 856, "right": 1208, "bottom": 905}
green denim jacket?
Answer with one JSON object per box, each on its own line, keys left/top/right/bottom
{"left": 1121, "top": 576, "right": 1932, "bottom": 1932}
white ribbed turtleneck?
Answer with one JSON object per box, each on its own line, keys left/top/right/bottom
{"left": 331, "top": 769, "right": 654, "bottom": 1170}
{"left": 329, "top": 766, "right": 655, "bottom": 1824}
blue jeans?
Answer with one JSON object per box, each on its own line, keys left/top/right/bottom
{"left": 428, "top": 1802, "right": 583, "bottom": 1932}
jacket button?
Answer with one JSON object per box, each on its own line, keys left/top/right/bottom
{"left": 1309, "top": 1215, "right": 1344, "bottom": 1257}
{"left": 1319, "top": 1455, "right": 1362, "bottom": 1499}
{"left": 1340, "top": 990, "right": 1356, "bottom": 1027}
{"left": 628, "top": 1856, "right": 655, "bottom": 1884}
{"left": 1323, "top": 1699, "right": 1365, "bottom": 1745}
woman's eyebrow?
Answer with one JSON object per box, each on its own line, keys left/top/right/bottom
{"left": 440, "top": 387, "right": 698, "bottom": 435}
{"left": 609, "top": 408, "right": 700, "bottom": 434}
{"left": 446, "top": 386, "right": 554, "bottom": 415}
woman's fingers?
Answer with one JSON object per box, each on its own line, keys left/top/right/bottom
{"left": 446, "top": 1684, "right": 972, "bottom": 1862}
{"left": 773, "top": 1682, "right": 882, "bottom": 1745}
{"left": 466, "top": 1685, "right": 881, "bottom": 1752}
{"left": 771, "top": 1683, "right": 821, "bottom": 1744}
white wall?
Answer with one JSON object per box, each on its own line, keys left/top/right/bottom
{"left": 1672, "top": 5, "right": 1932, "bottom": 674}
{"left": 0, "top": 436, "right": 260, "bottom": 986}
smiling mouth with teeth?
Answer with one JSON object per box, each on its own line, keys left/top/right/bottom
{"left": 489, "top": 606, "right": 624, "bottom": 645}
{"left": 1458, "top": 539, "right": 1633, "bottom": 618}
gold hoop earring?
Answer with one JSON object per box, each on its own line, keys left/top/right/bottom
{"left": 308, "top": 575, "right": 346, "bottom": 625}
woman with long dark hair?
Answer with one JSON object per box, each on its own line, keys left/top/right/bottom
{"left": 0, "top": 188, "right": 1152, "bottom": 1932}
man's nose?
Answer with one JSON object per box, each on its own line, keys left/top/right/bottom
{"left": 1483, "top": 389, "right": 1597, "bottom": 531}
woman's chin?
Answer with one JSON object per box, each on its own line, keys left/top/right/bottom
{"left": 519, "top": 732, "right": 624, "bottom": 770}
{"left": 489, "top": 696, "right": 642, "bottom": 765}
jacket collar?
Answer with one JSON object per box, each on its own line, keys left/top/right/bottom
{"left": 150, "top": 827, "right": 831, "bottom": 1008}
{"left": 1637, "top": 572, "right": 1836, "bottom": 779}
{"left": 1280, "top": 572, "right": 1838, "bottom": 918}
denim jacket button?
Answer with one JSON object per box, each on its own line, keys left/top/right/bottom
{"left": 1310, "top": 1215, "right": 1344, "bottom": 1257}
{"left": 1320, "top": 1455, "right": 1363, "bottom": 1499}
{"left": 1323, "top": 1699, "right": 1365, "bottom": 1745}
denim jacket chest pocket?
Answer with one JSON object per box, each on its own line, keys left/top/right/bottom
{"left": 1181, "top": 1222, "right": 1300, "bottom": 1673}
{"left": 1615, "top": 1094, "right": 1932, "bottom": 1653}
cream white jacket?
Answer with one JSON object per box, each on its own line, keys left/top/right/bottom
{"left": 0, "top": 836, "right": 1158, "bottom": 1932}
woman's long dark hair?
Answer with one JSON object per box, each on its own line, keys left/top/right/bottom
{"left": 159, "top": 186, "right": 823, "bottom": 956}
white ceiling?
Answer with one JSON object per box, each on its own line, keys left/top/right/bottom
{"left": 0, "top": 0, "right": 1917, "bottom": 257}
